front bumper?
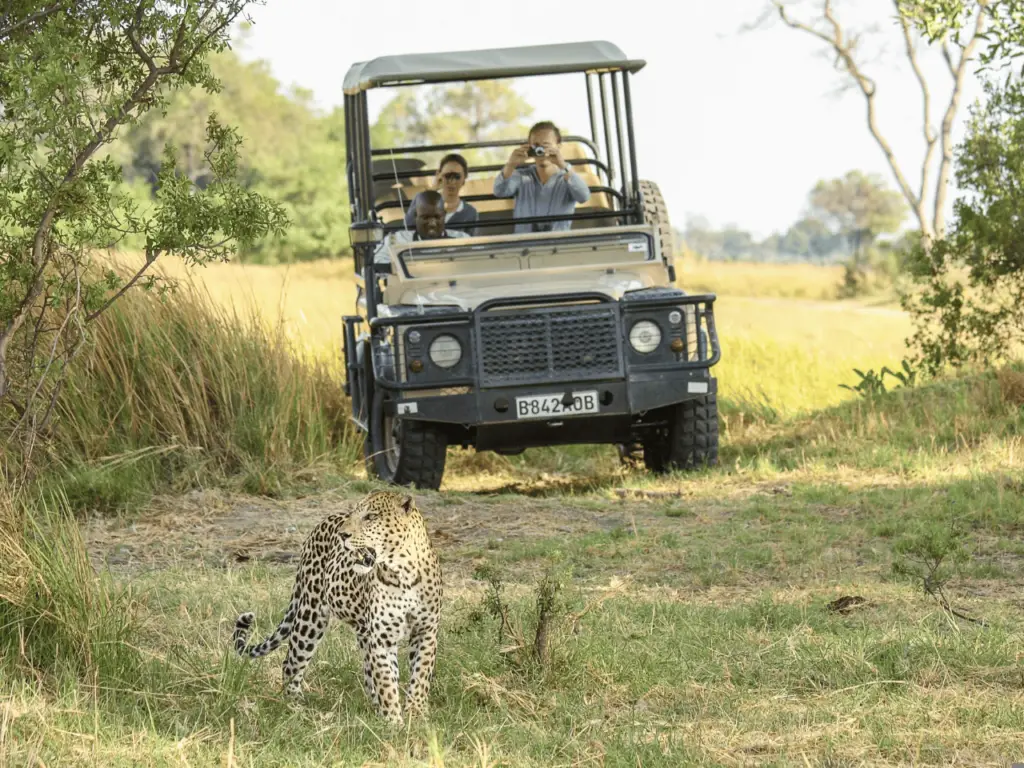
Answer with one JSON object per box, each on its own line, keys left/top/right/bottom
{"left": 344, "top": 289, "right": 720, "bottom": 433}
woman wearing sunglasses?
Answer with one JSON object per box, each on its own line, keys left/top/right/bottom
{"left": 404, "top": 153, "right": 479, "bottom": 235}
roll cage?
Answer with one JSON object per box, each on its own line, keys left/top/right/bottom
{"left": 343, "top": 41, "right": 649, "bottom": 274}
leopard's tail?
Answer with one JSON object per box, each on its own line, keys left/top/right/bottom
{"left": 233, "top": 587, "right": 299, "bottom": 658}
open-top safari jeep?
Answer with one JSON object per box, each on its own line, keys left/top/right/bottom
{"left": 341, "top": 41, "right": 721, "bottom": 490}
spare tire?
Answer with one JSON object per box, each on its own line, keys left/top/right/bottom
{"left": 637, "top": 179, "right": 675, "bottom": 276}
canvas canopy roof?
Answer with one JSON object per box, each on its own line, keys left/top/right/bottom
{"left": 342, "top": 40, "right": 645, "bottom": 94}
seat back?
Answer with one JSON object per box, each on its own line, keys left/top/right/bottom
{"left": 379, "top": 164, "right": 614, "bottom": 227}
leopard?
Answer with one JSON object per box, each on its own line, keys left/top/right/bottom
{"left": 232, "top": 490, "right": 442, "bottom": 725}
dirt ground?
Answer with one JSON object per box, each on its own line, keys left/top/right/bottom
{"left": 80, "top": 482, "right": 686, "bottom": 580}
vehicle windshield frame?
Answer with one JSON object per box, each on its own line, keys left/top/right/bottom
{"left": 390, "top": 229, "right": 656, "bottom": 280}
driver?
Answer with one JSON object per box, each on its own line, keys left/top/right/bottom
{"left": 493, "top": 120, "right": 591, "bottom": 234}
{"left": 375, "top": 190, "right": 469, "bottom": 264}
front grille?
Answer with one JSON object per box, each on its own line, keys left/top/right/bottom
{"left": 477, "top": 304, "right": 623, "bottom": 386}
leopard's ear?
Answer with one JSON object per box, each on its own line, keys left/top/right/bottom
{"left": 401, "top": 494, "right": 415, "bottom": 513}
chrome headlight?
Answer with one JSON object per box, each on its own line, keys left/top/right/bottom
{"left": 628, "top": 320, "right": 662, "bottom": 354}
{"left": 428, "top": 334, "right": 462, "bottom": 368}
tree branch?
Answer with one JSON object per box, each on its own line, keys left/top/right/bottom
{"left": 173, "top": 4, "right": 245, "bottom": 75}
{"left": 34, "top": 268, "right": 89, "bottom": 438}
{"left": 85, "top": 248, "right": 163, "bottom": 322}
{"left": 941, "top": 41, "right": 957, "bottom": 78}
{"left": 14, "top": 265, "right": 84, "bottom": 442}
{"left": 124, "top": 7, "right": 158, "bottom": 73}
{"left": 934, "top": 1, "right": 989, "bottom": 237}
{"left": 772, "top": 1, "right": 926, "bottom": 236}
{"left": 896, "top": 0, "right": 936, "bottom": 243}
{"left": 0, "top": 243, "right": 52, "bottom": 404}
{"left": 0, "top": 3, "right": 63, "bottom": 41}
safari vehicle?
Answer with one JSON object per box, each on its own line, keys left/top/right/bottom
{"left": 340, "top": 41, "right": 721, "bottom": 490}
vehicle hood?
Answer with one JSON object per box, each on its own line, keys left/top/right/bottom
{"left": 390, "top": 271, "right": 658, "bottom": 311}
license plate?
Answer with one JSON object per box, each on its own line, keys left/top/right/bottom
{"left": 515, "top": 391, "right": 599, "bottom": 420}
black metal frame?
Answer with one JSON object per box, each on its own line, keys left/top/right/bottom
{"left": 373, "top": 157, "right": 613, "bottom": 184}
{"left": 346, "top": 68, "right": 644, "bottom": 249}
{"left": 371, "top": 135, "right": 602, "bottom": 159}
{"left": 376, "top": 185, "right": 625, "bottom": 213}
{"left": 384, "top": 208, "right": 631, "bottom": 235}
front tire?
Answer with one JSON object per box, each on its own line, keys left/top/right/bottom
{"left": 642, "top": 394, "right": 719, "bottom": 474}
{"left": 365, "top": 391, "right": 448, "bottom": 490}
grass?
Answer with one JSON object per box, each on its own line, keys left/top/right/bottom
{"left": 33, "top": 267, "right": 361, "bottom": 511}
{"left": 3, "top": 255, "right": 1024, "bottom": 765}
{"left": 675, "top": 252, "right": 853, "bottom": 301}
{"left": 5, "top": 458, "right": 1024, "bottom": 765}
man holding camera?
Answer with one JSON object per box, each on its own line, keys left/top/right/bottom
{"left": 494, "top": 121, "right": 591, "bottom": 234}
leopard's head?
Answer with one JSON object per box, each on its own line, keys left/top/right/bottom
{"left": 339, "top": 491, "right": 420, "bottom": 574}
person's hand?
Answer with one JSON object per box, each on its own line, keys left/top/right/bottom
{"left": 547, "top": 145, "right": 566, "bottom": 169}
{"left": 430, "top": 170, "right": 442, "bottom": 190}
{"left": 509, "top": 145, "right": 530, "bottom": 167}
{"left": 502, "top": 145, "right": 530, "bottom": 178}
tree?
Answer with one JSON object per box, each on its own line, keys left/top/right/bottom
{"left": 806, "top": 170, "right": 908, "bottom": 294}
{"left": 0, "top": 1, "right": 287, "bottom": 475}
{"left": 681, "top": 215, "right": 724, "bottom": 260}
{"left": 753, "top": 1, "right": 991, "bottom": 246}
{"left": 902, "top": 78, "right": 1024, "bottom": 373}
{"left": 781, "top": 216, "right": 839, "bottom": 259}
{"left": 809, "top": 170, "right": 908, "bottom": 261}
{"left": 902, "top": 0, "right": 1024, "bottom": 68}
{"left": 113, "top": 49, "right": 350, "bottom": 262}
{"left": 431, "top": 81, "right": 534, "bottom": 145}
{"left": 720, "top": 225, "right": 755, "bottom": 260}
{"left": 894, "top": 2, "right": 1024, "bottom": 372}
{"left": 374, "top": 80, "right": 533, "bottom": 165}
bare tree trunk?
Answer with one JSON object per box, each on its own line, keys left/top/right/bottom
{"left": 766, "top": 0, "right": 990, "bottom": 246}
{"left": 933, "top": 3, "right": 989, "bottom": 237}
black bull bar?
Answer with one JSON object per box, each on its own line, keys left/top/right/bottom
{"left": 342, "top": 291, "right": 720, "bottom": 398}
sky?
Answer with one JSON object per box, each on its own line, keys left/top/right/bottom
{"left": 237, "top": 0, "right": 987, "bottom": 240}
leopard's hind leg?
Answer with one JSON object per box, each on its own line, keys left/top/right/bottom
{"left": 282, "top": 592, "right": 331, "bottom": 695}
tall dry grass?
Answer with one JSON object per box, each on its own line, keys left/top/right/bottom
{"left": 0, "top": 485, "right": 142, "bottom": 682}
{"left": 45, "top": 273, "right": 360, "bottom": 507}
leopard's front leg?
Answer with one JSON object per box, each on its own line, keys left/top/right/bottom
{"left": 367, "top": 638, "right": 403, "bottom": 725}
{"left": 356, "top": 633, "right": 377, "bottom": 707}
{"left": 405, "top": 619, "right": 439, "bottom": 717}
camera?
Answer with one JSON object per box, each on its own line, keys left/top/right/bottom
{"left": 526, "top": 145, "right": 546, "bottom": 158}
{"left": 441, "top": 171, "right": 462, "bottom": 182}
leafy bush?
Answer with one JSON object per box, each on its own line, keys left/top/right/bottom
{"left": 902, "top": 80, "right": 1024, "bottom": 373}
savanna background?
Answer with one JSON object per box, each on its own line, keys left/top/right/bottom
{"left": 2, "top": 2, "right": 1024, "bottom": 766}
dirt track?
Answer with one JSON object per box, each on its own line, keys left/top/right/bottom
{"left": 81, "top": 483, "right": 682, "bottom": 578}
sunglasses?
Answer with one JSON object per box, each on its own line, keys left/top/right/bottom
{"left": 441, "top": 172, "right": 463, "bottom": 182}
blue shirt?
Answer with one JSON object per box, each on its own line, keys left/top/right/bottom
{"left": 493, "top": 165, "right": 591, "bottom": 234}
